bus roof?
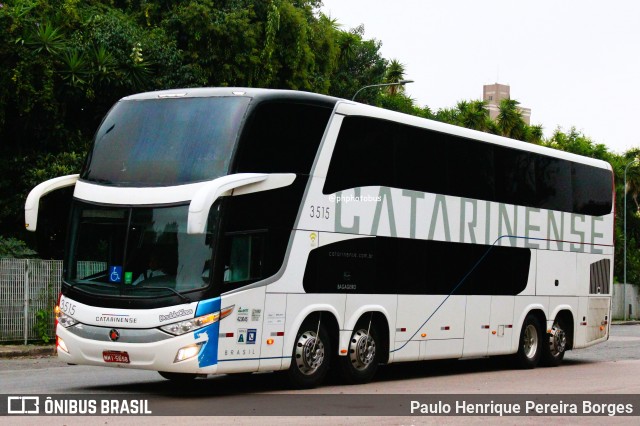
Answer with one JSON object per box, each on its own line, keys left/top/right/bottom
{"left": 121, "top": 87, "right": 340, "bottom": 108}
{"left": 122, "top": 87, "right": 611, "bottom": 172}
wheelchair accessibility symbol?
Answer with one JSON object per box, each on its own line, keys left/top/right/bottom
{"left": 109, "top": 266, "right": 123, "bottom": 283}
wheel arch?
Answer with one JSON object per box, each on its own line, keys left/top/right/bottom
{"left": 513, "top": 305, "right": 547, "bottom": 353}
{"left": 344, "top": 309, "right": 391, "bottom": 365}
{"left": 282, "top": 306, "right": 341, "bottom": 370}
{"left": 552, "top": 309, "right": 575, "bottom": 351}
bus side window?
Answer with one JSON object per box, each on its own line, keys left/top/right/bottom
{"left": 223, "top": 232, "right": 265, "bottom": 284}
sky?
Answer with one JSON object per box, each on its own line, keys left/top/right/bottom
{"left": 320, "top": 0, "right": 640, "bottom": 154}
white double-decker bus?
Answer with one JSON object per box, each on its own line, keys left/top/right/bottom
{"left": 25, "top": 88, "right": 614, "bottom": 388}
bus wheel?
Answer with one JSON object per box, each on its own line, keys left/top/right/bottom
{"left": 541, "top": 318, "right": 567, "bottom": 367}
{"left": 287, "top": 319, "right": 331, "bottom": 389}
{"left": 158, "top": 371, "right": 199, "bottom": 382}
{"left": 339, "top": 322, "right": 380, "bottom": 384}
{"left": 514, "top": 314, "right": 542, "bottom": 369}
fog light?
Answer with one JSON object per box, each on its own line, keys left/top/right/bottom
{"left": 57, "top": 337, "right": 69, "bottom": 354}
{"left": 174, "top": 342, "right": 204, "bottom": 363}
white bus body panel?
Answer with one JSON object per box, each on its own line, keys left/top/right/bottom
{"left": 462, "top": 295, "right": 491, "bottom": 358}
{"left": 258, "top": 293, "right": 287, "bottom": 372}
{"left": 394, "top": 295, "right": 465, "bottom": 361}
{"left": 536, "top": 250, "right": 578, "bottom": 296}
{"left": 216, "top": 286, "right": 266, "bottom": 374}
{"left": 488, "top": 296, "right": 516, "bottom": 355}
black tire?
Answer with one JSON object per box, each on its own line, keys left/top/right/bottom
{"left": 514, "top": 314, "right": 543, "bottom": 369}
{"left": 286, "top": 318, "right": 331, "bottom": 389}
{"left": 158, "top": 371, "right": 199, "bottom": 382}
{"left": 541, "top": 317, "right": 568, "bottom": 367}
{"left": 338, "top": 321, "right": 380, "bottom": 384}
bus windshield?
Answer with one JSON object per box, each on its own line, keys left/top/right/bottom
{"left": 65, "top": 201, "right": 220, "bottom": 297}
{"left": 81, "top": 96, "right": 250, "bottom": 186}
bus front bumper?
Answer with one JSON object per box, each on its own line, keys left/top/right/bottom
{"left": 56, "top": 324, "right": 220, "bottom": 375}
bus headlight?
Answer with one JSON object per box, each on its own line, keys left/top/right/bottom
{"left": 159, "top": 305, "right": 234, "bottom": 336}
{"left": 57, "top": 312, "right": 78, "bottom": 328}
{"left": 174, "top": 342, "right": 204, "bottom": 362}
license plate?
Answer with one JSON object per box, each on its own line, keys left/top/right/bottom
{"left": 103, "top": 351, "right": 130, "bottom": 364}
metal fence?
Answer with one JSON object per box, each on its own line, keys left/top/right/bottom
{"left": 0, "top": 259, "right": 62, "bottom": 343}
{"left": 0, "top": 259, "right": 107, "bottom": 343}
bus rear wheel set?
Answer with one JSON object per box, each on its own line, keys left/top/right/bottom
{"left": 286, "top": 312, "right": 570, "bottom": 388}
{"left": 286, "top": 318, "right": 381, "bottom": 388}
{"left": 515, "top": 314, "right": 569, "bottom": 369}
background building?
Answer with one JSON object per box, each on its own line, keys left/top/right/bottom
{"left": 483, "top": 83, "right": 531, "bottom": 125}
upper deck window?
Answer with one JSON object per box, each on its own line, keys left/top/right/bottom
{"left": 324, "top": 115, "right": 613, "bottom": 216}
{"left": 82, "top": 97, "right": 250, "bottom": 186}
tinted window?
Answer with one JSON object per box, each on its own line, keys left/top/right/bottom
{"left": 537, "top": 157, "right": 572, "bottom": 212}
{"left": 573, "top": 163, "right": 612, "bottom": 215}
{"left": 215, "top": 176, "right": 309, "bottom": 292}
{"left": 82, "top": 97, "right": 249, "bottom": 186}
{"left": 449, "top": 136, "right": 496, "bottom": 201}
{"left": 395, "top": 124, "right": 448, "bottom": 194}
{"left": 234, "top": 102, "right": 332, "bottom": 174}
{"left": 66, "top": 201, "right": 218, "bottom": 296}
{"left": 222, "top": 232, "right": 265, "bottom": 284}
{"left": 303, "top": 237, "right": 531, "bottom": 295}
{"left": 495, "top": 147, "right": 537, "bottom": 206}
{"left": 324, "top": 116, "right": 612, "bottom": 216}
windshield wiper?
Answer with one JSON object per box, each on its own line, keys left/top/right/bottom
{"left": 132, "top": 286, "right": 192, "bottom": 303}
{"left": 67, "top": 281, "right": 118, "bottom": 289}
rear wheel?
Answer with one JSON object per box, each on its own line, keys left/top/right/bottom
{"left": 514, "top": 314, "right": 542, "bottom": 369}
{"left": 338, "top": 321, "right": 380, "bottom": 384}
{"left": 541, "top": 318, "right": 568, "bottom": 367}
{"left": 286, "top": 318, "right": 331, "bottom": 389}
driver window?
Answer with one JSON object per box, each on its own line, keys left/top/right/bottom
{"left": 223, "top": 232, "right": 265, "bottom": 284}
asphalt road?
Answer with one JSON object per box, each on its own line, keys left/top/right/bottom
{"left": 1, "top": 324, "right": 639, "bottom": 424}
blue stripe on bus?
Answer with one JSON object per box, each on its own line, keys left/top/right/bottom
{"left": 195, "top": 297, "right": 222, "bottom": 367}
{"left": 195, "top": 296, "right": 221, "bottom": 316}
{"left": 195, "top": 322, "right": 220, "bottom": 367}
{"left": 218, "top": 356, "right": 288, "bottom": 362}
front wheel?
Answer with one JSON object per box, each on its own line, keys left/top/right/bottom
{"left": 286, "top": 319, "right": 331, "bottom": 389}
{"left": 541, "top": 318, "right": 568, "bottom": 367}
{"left": 338, "top": 322, "right": 380, "bottom": 384}
{"left": 514, "top": 314, "right": 543, "bottom": 369}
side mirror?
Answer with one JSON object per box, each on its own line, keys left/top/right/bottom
{"left": 25, "top": 174, "right": 79, "bottom": 232}
{"left": 187, "top": 173, "right": 296, "bottom": 234}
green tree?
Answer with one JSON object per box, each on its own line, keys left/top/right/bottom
{"left": 496, "top": 98, "right": 524, "bottom": 138}
{"left": 327, "top": 25, "right": 387, "bottom": 103}
{"left": 0, "top": 236, "right": 38, "bottom": 258}
{"left": 384, "top": 59, "right": 406, "bottom": 95}
{"left": 457, "top": 100, "right": 491, "bottom": 131}
{"left": 544, "top": 127, "right": 611, "bottom": 160}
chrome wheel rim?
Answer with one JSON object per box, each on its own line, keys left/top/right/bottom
{"left": 349, "top": 329, "right": 376, "bottom": 370}
{"left": 294, "top": 330, "right": 325, "bottom": 375}
{"left": 549, "top": 324, "right": 566, "bottom": 356}
{"left": 523, "top": 324, "right": 538, "bottom": 359}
